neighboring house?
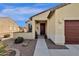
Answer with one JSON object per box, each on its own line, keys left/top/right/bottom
{"left": 25, "top": 3, "right": 79, "bottom": 45}
{"left": 18, "top": 26, "right": 28, "bottom": 32}
{"left": 18, "top": 26, "right": 24, "bottom": 32}
{"left": 23, "top": 27, "right": 28, "bottom": 32}
{"left": 0, "top": 17, "right": 20, "bottom": 37}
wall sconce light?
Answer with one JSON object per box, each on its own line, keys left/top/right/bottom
{"left": 37, "top": 27, "right": 38, "bottom": 29}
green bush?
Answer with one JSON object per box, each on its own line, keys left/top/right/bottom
{"left": 14, "top": 37, "right": 24, "bottom": 44}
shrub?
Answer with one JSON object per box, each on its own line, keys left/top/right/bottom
{"left": 4, "top": 34, "right": 10, "bottom": 38}
{"left": 14, "top": 37, "right": 24, "bottom": 44}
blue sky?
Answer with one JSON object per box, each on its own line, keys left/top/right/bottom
{"left": 0, "top": 3, "right": 60, "bottom": 27}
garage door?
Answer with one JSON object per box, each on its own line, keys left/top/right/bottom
{"left": 65, "top": 20, "right": 79, "bottom": 44}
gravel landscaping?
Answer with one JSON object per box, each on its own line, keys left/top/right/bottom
{"left": 45, "top": 38, "right": 68, "bottom": 49}
{"left": 2, "top": 39, "right": 37, "bottom": 56}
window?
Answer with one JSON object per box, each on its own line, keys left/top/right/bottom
{"left": 28, "top": 23, "right": 32, "bottom": 32}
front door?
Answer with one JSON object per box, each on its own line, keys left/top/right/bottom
{"left": 40, "top": 23, "right": 45, "bottom": 35}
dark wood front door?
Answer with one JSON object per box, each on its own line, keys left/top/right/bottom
{"left": 40, "top": 23, "right": 45, "bottom": 35}
{"left": 65, "top": 20, "right": 79, "bottom": 44}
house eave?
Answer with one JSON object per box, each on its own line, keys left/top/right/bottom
{"left": 29, "top": 3, "right": 70, "bottom": 20}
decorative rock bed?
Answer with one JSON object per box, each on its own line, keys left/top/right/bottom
{"left": 2, "top": 39, "right": 37, "bottom": 56}
{"left": 0, "top": 40, "right": 20, "bottom": 56}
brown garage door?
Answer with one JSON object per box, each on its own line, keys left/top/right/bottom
{"left": 65, "top": 20, "right": 79, "bottom": 44}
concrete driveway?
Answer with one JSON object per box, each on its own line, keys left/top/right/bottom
{"left": 49, "top": 45, "right": 79, "bottom": 56}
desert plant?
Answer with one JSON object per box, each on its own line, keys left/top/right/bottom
{"left": 14, "top": 37, "right": 24, "bottom": 44}
{"left": 0, "top": 42, "right": 7, "bottom": 56}
{"left": 3, "top": 34, "right": 10, "bottom": 38}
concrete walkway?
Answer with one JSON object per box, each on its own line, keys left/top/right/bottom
{"left": 34, "top": 36, "right": 49, "bottom": 56}
{"left": 34, "top": 36, "right": 79, "bottom": 56}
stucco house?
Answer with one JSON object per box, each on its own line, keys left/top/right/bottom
{"left": 0, "top": 17, "right": 20, "bottom": 37}
{"left": 23, "top": 26, "right": 29, "bottom": 32}
{"left": 25, "top": 3, "right": 79, "bottom": 45}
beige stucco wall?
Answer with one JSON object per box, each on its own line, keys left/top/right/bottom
{"left": 13, "top": 32, "right": 34, "bottom": 39}
{"left": 54, "top": 3, "right": 79, "bottom": 45}
{"left": 32, "top": 11, "right": 50, "bottom": 20}
{"left": 48, "top": 14, "right": 55, "bottom": 42}
{"left": 32, "top": 20, "right": 35, "bottom": 39}
{"left": 46, "top": 19, "right": 50, "bottom": 38}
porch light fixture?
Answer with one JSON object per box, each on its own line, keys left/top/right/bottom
{"left": 58, "top": 20, "right": 62, "bottom": 24}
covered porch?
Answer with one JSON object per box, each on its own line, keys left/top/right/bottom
{"left": 35, "top": 20, "right": 47, "bottom": 36}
